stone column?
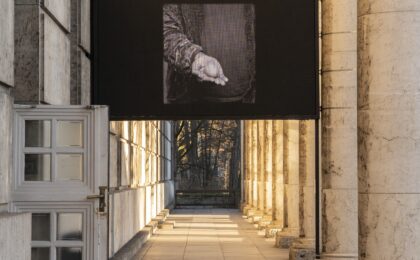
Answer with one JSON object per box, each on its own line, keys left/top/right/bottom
{"left": 321, "top": 0, "right": 358, "bottom": 259}
{"left": 276, "top": 120, "right": 300, "bottom": 248}
{"left": 358, "top": 1, "right": 420, "bottom": 259}
{"left": 258, "top": 121, "right": 274, "bottom": 229}
{"left": 289, "top": 121, "right": 316, "bottom": 259}
{"left": 250, "top": 120, "right": 266, "bottom": 223}
{"left": 265, "top": 120, "right": 285, "bottom": 237}
{"left": 251, "top": 121, "right": 259, "bottom": 212}
{"left": 257, "top": 121, "right": 266, "bottom": 212}
{"left": 264, "top": 121, "right": 273, "bottom": 214}
{"left": 242, "top": 121, "right": 253, "bottom": 214}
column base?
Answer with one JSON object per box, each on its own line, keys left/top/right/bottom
{"left": 265, "top": 224, "right": 283, "bottom": 238}
{"left": 242, "top": 204, "right": 253, "bottom": 215}
{"left": 250, "top": 213, "right": 264, "bottom": 223}
{"left": 289, "top": 238, "right": 315, "bottom": 260}
{"left": 257, "top": 215, "right": 273, "bottom": 230}
{"left": 275, "top": 229, "right": 299, "bottom": 248}
{"left": 320, "top": 253, "right": 359, "bottom": 260}
{"left": 247, "top": 209, "right": 264, "bottom": 223}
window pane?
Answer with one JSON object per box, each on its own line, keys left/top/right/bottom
{"left": 31, "top": 213, "right": 50, "bottom": 241}
{"left": 56, "top": 247, "right": 82, "bottom": 260}
{"left": 57, "top": 213, "right": 82, "bottom": 241}
{"left": 56, "top": 154, "right": 83, "bottom": 181}
{"left": 31, "top": 248, "right": 50, "bottom": 260}
{"left": 25, "top": 120, "right": 51, "bottom": 147}
{"left": 25, "top": 154, "right": 51, "bottom": 181}
{"left": 57, "top": 121, "right": 83, "bottom": 147}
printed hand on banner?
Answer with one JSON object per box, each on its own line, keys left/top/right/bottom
{"left": 192, "top": 53, "right": 229, "bottom": 86}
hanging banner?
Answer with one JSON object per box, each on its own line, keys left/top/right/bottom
{"left": 93, "top": 0, "right": 318, "bottom": 119}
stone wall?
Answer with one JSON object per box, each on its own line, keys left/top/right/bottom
{"left": 108, "top": 121, "right": 175, "bottom": 257}
{"left": 0, "top": 0, "right": 14, "bottom": 211}
{"left": 0, "top": 213, "right": 31, "bottom": 260}
{"left": 14, "top": 0, "right": 90, "bottom": 105}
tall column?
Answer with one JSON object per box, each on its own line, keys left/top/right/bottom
{"left": 242, "top": 121, "right": 253, "bottom": 214}
{"left": 258, "top": 121, "right": 274, "bottom": 229}
{"left": 257, "top": 121, "right": 266, "bottom": 213}
{"left": 265, "top": 120, "right": 285, "bottom": 238}
{"left": 242, "top": 121, "right": 249, "bottom": 210}
{"left": 299, "top": 121, "right": 315, "bottom": 240}
{"left": 358, "top": 1, "right": 420, "bottom": 259}
{"left": 272, "top": 120, "right": 284, "bottom": 225}
{"left": 265, "top": 121, "right": 273, "bottom": 214}
{"left": 276, "top": 120, "right": 300, "bottom": 248}
{"left": 289, "top": 121, "right": 316, "bottom": 259}
{"left": 251, "top": 121, "right": 258, "bottom": 210}
{"left": 321, "top": 0, "right": 358, "bottom": 258}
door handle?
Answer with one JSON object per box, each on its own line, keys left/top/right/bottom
{"left": 87, "top": 194, "right": 104, "bottom": 200}
{"left": 87, "top": 186, "right": 107, "bottom": 214}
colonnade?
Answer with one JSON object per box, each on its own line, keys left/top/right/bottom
{"left": 242, "top": 120, "right": 316, "bottom": 259}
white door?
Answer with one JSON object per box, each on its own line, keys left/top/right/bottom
{"left": 11, "top": 105, "right": 109, "bottom": 260}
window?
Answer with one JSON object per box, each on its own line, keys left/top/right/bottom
{"left": 30, "top": 211, "right": 85, "bottom": 260}
{"left": 15, "top": 116, "right": 89, "bottom": 190}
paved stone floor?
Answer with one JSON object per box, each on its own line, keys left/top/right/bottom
{"left": 132, "top": 208, "right": 289, "bottom": 260}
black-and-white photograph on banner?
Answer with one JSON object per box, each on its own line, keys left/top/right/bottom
{"left": 163, "top": 4, "right": 256, "bottom": 104}
{"left": 94, "top": 0, "right": 318, "bottom": 119}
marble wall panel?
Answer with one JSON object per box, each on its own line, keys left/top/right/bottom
{"left": 0, "top": 213, "right": 31, "bottom": 260}
{"left": 43, "top": 14, "right": 70, "bottom": 104}
{"left": 80, "top": 53, "right": 91, "bottom": 105}
{"left": 0, "top": 0, "right": 14, "bottom": 87}
{"left": 14, "top": 5, "right": 40, "bottom": 102}
{"left": 43, "top": 0, "right": 71, "bottom": 31}
{"left": 0, "top": 89, "right": 12, "bottom": 205}
{"left": 80, "top": 0, "right": 91, "bottom": 52}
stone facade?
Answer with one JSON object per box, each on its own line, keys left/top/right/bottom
{"left": 2, "top": 0, "right": 420, "bottom": 259}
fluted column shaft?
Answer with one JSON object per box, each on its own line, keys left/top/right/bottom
{"left": 265, "top": 121, "right": 273, "bottom": 214}
{"left": 284, "top": 120, "right": 300, "bottom": 235}
{"left": 321, "top": 0, "right": 358, "bottom": 258}
{"left": 251, "top": 121, "right": 258, "bottom": 208}
{"left": 244, "top": 121, "right": 252, "bottom": 207}
{"left": 299, "top": 121, "right": 316, "bottom": 239}
{"left": 272, "top": 121, "right": 285, "bottom": 226}
{"left": 358, "top": 1, "right": 420, "bottom": 258}
{"left": 257, "top": 121, "right": 266, "bottom": 212}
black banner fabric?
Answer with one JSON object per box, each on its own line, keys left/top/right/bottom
{"left": 93, "top": 0, "right": 318, "bottom": 120}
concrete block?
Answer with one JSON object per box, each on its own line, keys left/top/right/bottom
{"left": 275, "top": 232, "right": 298, "bottom": 248}
{"left": 290, "top": 247, "right": 316, "bottom": 260}
{"left": 0, "top": 213, "right": 31, "bottom": 260}
{"left": 0, "top": 0, "right": 14, "bottom": 87}
{"left": 265, "top": 225, "right": 283, "bottom": 238}
{"left": 289, "top": 239, "right": 316, "bottom": 260}
{"left": 146, "top": 220, "right": 159, "bottom": 234}
{"left": 109, "top": 229, "right": 151, "bottom": 260}
{"left": 159, "top": 221, "right": 175, "bottom": 230}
